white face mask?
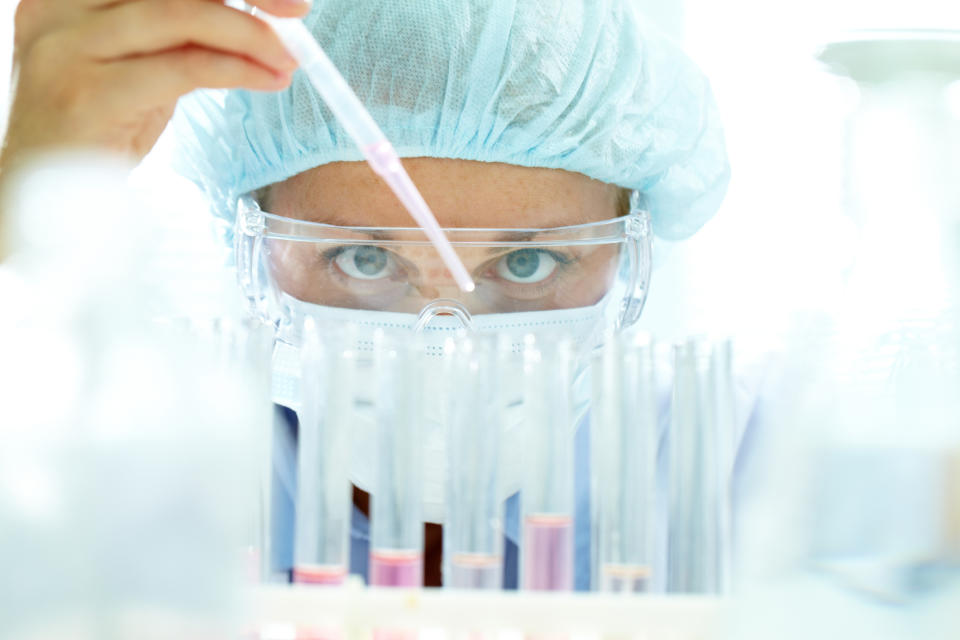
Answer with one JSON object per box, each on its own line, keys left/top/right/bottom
{"left": 273, "top": 296, "right": 598, "bottom": 524}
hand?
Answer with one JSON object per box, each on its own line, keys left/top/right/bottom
{"left": 1, "top": 0, "right": 309, "bottom": 167}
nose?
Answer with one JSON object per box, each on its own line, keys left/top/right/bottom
{"left": 414, "top": 298, "right": 474, "bottom": 332}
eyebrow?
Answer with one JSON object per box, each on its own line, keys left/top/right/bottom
{"left": 305, "top": 210, "right": 599, "bottom": 233}
{"left": 291, "top": 206, "right": 613, "bottom": 255}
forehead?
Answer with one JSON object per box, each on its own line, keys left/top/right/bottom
{"left": 265, "top": 158, "right": 621, "bottom": 228}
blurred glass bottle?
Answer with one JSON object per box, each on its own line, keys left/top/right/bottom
{"left": 731, "top": 31, "right": 960, "bottom": 640}
{"left": 815, "top": 30, "right": 960, "bottom": 597}
{"left": 0, "top": 153, "right": 271, "bottom": 639}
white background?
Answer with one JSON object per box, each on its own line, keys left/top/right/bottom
{"left": 637, "top": 0, "right": 960, "bottom": 342}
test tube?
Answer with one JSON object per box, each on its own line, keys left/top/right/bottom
{"left": 590, "top": 332, "right": 658, "bottom": 593}
{"left": 666, "top": 337, "right": 734, "bottom": 594}
{"left": 293, "top": 319, "right": 353, "bottom": 586}
{"left": 520, "top": 335, "right": 576, "bottom": 591}
{"left": 443, "top": 335, "right": 504, "bottom": 590}
{"left": 369, "top": 331, "right": 424, "bottom": 587}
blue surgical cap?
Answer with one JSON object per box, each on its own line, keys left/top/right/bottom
{"left": 173, "top": 0, "right": 730, "bottom": 240}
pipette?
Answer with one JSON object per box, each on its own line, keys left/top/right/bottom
{"left": 256, "top": 12, "right": 476, "bottom": 293}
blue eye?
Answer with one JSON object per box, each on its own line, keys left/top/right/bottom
{"left": 496, "top": 249, "right": 558, "bottom": 284}
{"left": 334, "top": 246, "right": 394, "bottom": 280}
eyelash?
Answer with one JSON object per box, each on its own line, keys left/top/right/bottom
{"left": 318, "top": 246, "right": 391, "bottom": 268}
{"left": 526, "top": 249, "right": 573, "bottom": 268}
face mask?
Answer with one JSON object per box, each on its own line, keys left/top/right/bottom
{"left": 273, "top": 295, "right": 598, "bottom": 524}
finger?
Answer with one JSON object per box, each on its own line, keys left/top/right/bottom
{"left": 11, "top": 0, "right": 151, "bottom": 63}
{"left": 73, "top": 0, "right": 299, "bottom": 75}
{"left": 14, "top": 0, "right": 117, "bottom": 46}
{"left": 104, "top": 45, "right": 293, "bottom": 106}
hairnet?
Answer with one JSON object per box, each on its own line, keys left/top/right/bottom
{"left": 172, "top": 0, "right": 730, "bottom": 240}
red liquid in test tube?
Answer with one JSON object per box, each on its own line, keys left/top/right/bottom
{"left": 522, "top": 514, "right": 574, "bottom": 591}
{"left": 293, "top": 564, "right": 348, "bottom": 586}
{"left": 369, "top": 549, "right": 423, "bottom": 587}
{"left": 291, "top": 565, "right": 349, "bottom": 640}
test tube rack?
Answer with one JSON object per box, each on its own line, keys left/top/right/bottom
{"left": 253, "top": 581, "right": 724, "bottom": 640}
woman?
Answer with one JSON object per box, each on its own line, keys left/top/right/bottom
{"left": 3, "top": 0, "right": 730, "bottom": 587}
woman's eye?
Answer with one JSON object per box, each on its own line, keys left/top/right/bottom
{"left": 334, "top": 246, "right": 394, "bottom": 280}
{"left": 495, "top": 249, "right": 558, "bottom": 284}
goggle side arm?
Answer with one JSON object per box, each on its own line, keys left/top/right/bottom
{"left": 235, "top": 197, "right": 269, "bottom": 322}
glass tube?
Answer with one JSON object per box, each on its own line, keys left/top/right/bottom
{"left": 293, "top": 319, "right": 352, "bottom": 586}
{"left": 590, "top": 331, "right": 658, "bottom": 593}
{"left": 443, "top": 335, "right": 504, "bottom": 590}
{"left": 369, "top": 330, "right": 424, "bottom": 587}
{"left": 520, "top": 334, "right": 576, "bottom": 591}
{"left": 667, "top": 337, "right": 734, "bottom": 594}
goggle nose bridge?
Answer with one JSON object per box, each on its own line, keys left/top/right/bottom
{"left": 413, "top": 298, "right": 475, "bottom": 333}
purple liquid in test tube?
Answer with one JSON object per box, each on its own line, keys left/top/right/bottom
{"left": 369, "top": 550, "right": 423, "bottom": 587}
{"left": 523, "top": 514, "right": 574, "bottom": 591}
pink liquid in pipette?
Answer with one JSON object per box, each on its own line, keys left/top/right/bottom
{"left": 449, "top": 553, "right": 503, "bottom": 589}
{"left": 293, "top": 564, "right": 348, "bottom": 586}
{"left": 369, "top": 549, "right": 423, "bottom": 587}
{"left": 522, "top": 514, "right": 574, "bottom": 591}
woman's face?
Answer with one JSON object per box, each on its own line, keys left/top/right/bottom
{"left": 264, "top": 158, "right": 627, "bottom": 313}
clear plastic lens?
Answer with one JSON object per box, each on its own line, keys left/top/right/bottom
{"left": 267, "top": 235, "right": 620, "bottom": 314}
{"left": 235, "top": 196, "right": 652, "bottom": 325}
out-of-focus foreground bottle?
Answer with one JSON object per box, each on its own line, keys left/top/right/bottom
{"left": 730, "top": 31, "right": 960, "bottom": 640}
{"left": 0, "top": 153, "right": 272, "bottom": 640}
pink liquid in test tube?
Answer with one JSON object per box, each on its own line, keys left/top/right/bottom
{"left": 369, "top": 549, "right": 423, "bottom": 587}
{"left": 293, "top": 564, "right": 348, "bottom": 586}
{"left": 370, "top": 552, "right": 421, "bottom": 640}
{"left": 449, "top": 553, "right": 503, "bottom": 589}
{"left": 523, "top": 514, "right": 574, "bottom": 591}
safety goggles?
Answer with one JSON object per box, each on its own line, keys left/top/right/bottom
{"left": 234, "top": 194, "right": 652, "bottom": 332}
